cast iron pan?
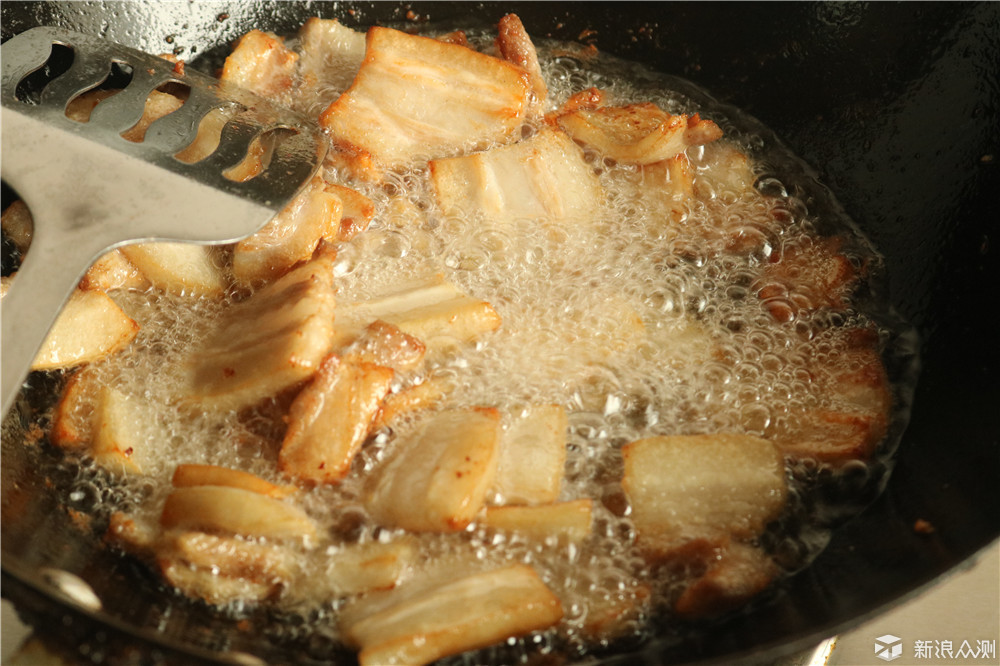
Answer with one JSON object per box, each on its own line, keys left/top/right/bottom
{"left": 2, "top": 2, "right": 998, "bottom": 664}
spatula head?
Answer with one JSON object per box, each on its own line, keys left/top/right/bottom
{"left": 1, "top": 25, "right": 329, "bottom": 246}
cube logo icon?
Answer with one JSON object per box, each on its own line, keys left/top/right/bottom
{"left": 875, "top": 634, "right": 903, "bottom": 661}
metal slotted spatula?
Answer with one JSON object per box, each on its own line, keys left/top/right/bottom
{"left": 1, "top": 27, "right": 328, "bottom": 415}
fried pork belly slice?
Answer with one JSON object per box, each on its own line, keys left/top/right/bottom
{"left": 279, "top": 355, "right": 394, "bottom": 485}
{"left": 295, "top": 18, "right": 367, "bottom": 115}
{"left": 159, "top": 556, "right": 275, "bottom": 606}
{"left": 221, "top": 30, "right": 298, "bottom": 98}
{"left": 371, "top": 376, "right": 451, "bottom": 432}
{"left": 90, "top": 386, "right": 157, "bottom": 475}
{"left": 321, "top": 539, "right": 418, "bottom": 597}
{"left": 119, "top": 243, "right": 226, "bottom": 297}
{"left": 430, "top": 127, "right": 602, "bottom": 224}
{"left": 327, "top": 182, "right": 376, "bottom": 241}
{"left": 333, "top": 274, "right": 501, "bottom": 351}
{"left": 673, "top": 542, "right": 779, "bottom": 619}
{"left": 495, "top": 14, "right": 547, "bottom": 108}
{"left": 367, "top": 408, "right": 500, "bottom": 532}
{"left": 492, "top": 404, "right": 568, "bottom": 505}
{"left": 342, "top": 320, "right": 427, "bottom": 374}
{"left": 320, "top": 26, "right": 531, "bottom": 173}
{"left": 771, "top": 343, "right": 891, "bottom": 463}
{"left": 50, "top": 366, "right": 100, "bottom": 449}
{"left": 171, "top": 464, "right": 296, "bottom": 499}
{"left": 483, "top": 499, "right": 593, "bottom": 542}
{"left": 754, "top": 236, "right": 860, "bottom": 322}
{"left": 157, "top": 530, "right": 295, "bottom": 605}
{"left": 341, "top": 564, "right": 563, "bottom": 666}
{"left": 232, "top": 176, "right": 342, "bottom": 288}
{"left": 181, "top": 254, "right": 336, "bottom": 411}
{"left": 161, "top": 485, "right": 317, "bottom": 541}
{"left": 12, "top": 286, "right": 140, "bottom": 371}
{"left": 621, "top": 434, "right": 787, "bottom": 560}
{"left": 557, "top": 102, "right": 723, "bottom": 165}
{"left": 79, "top": 250, "right": 149, "bottom": 292}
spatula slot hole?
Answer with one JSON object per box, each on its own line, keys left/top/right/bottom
{"left": 222, "top": 127, "right": 299, "bottom": 183}
{"left": 173, "top": 103, "right": 241, "bottom": 164}
{"left": 121, "top": 82, "right": 192, "bottom": 143}
{"left": 64, "top": 60, "right": 135, "bottom": 123}
{"left": 14, "top": 42, "right": 75, "bottom": 105}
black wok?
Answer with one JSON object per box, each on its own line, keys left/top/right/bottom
{"left": 2, "top": 2, "right": 998, "bottom": 664}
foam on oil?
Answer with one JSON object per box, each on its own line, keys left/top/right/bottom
{"left": 43, "top": 30, "right": 918, "bottom": 661}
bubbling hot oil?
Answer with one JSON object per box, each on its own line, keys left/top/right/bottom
{"left": 49, "top": 35, "right": 916, "bottom": 661}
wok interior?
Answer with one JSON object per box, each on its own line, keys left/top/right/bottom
{"left": 2, "top": 2, "right": 998, "bottom": 664}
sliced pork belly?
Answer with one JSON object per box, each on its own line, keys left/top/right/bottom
{"left": 221, "top": 30, "right": 298, "bottom": 99}
{"left": 341, "top": 564, "right": 562, "bottom": 666}
{"left": 754, "top": 235, "right": 861, "bottom": 322}
{"left": 295, "top": 18, "right": 367, "bottom": 115}
{"left": 558, "top": 102, "right": 722, "bottom": 165}
{"left": 366, "top": 408, "right": 500, "bottom": 532}
{"left": 332, "top": 274, "right": 502, "bottom": 351}
{"left": 279, "top": 355, "right": 394, "bottom": 485}
{"left": 621, "top": 433, "right": 787, "bottom": 561}
{"left": 320, "top": 26, "right": 531, "bottom": 172}
{"left": 491, "top": 404, "right": 568, "bottom": 505}
{"left": 231, "top": 176, "right": 343, "bottom": 288}
{"left": 770, "top": 335, "right": 892, "bottom": 463}
{"left": 430, "top": 127, "right": 602, "bottom": 224}
{"left": 11, "top": 285, "right": 140, "bottom": 371}
{"left": 180, "top": 253, "right": 336, "bottom": 412}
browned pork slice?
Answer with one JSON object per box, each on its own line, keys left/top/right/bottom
{"left": 342, "top": 320, "right": 427, "bottom": 374}
{"left": 157, "top": 530, "right": 295, "bottom": 605}
{"left": 371, "top": 375, "right": 451, "bottom": 432}
{"left": 430, "top": 127, "right": 602, "bottom": 223}
{"left": 366, "top": 408, "right": 500, "bottom": 532}
{"left": 232, "top": 176, "right": 343, "bottom": 288}
{"left": 495, "top": 14, "right": 547, "bottom": 108}
{"left": 279, "top": 355, "right": 394, "bottom": 485}
{"left": 3, "top": 282, "right": 140, "bottom": 371}
{"left": 221, "top": 29, "right": 298, "bottom": 98}
{"left": 180, "top": 253, "right": 336, "bottom": 411}
{"left": 320, "top": 26, "right": 531, "bottom": 173}
{"left": 770, "top": 335, "right": 892, "bottom": 463}
{"left": 621, "top": 433, "right": 787, "bottom": 561}
{"left": 341, "top": 564, "right": 563, "bottom": 666}
{"left": 754, "top": 235, "right": 861, "bottom": 322}
{"left": 557, "top": 101, "right": 722, "bottom": 165}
